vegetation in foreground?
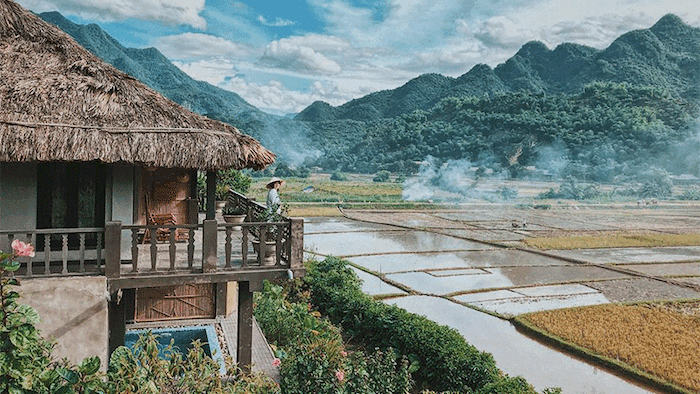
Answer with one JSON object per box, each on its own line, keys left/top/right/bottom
{"left": 519, "top": 303, "right": 700, "bottom": 393}
{"left": 0, "top": 244, "right": 277, "bottom": 394}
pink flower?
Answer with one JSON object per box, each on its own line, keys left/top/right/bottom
{"left": 12, "top": 239, "right": 35, "bottom": 258}
{"left": 340, "top": 351, "right": 348, "bottom": 357}
{"left": 335, "top": 369, "right": 345, "bottom": 382}
{"left": 271, "top": 358, "right": 281, "bottom": 367}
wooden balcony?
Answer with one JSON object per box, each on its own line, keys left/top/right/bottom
{"left": 2, "top": 191, "right": 305, "bottom": 292}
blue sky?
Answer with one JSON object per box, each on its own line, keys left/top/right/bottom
{"left": 17, "top": 0, "right": 700, "bottom": 116}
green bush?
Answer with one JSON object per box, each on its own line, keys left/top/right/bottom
{"left": 1, "top": 251, "right": 105, "bottom": 394}
{"left": 677, "top": 187, "right": 700, "bottom": 200}
{"left": 330, "top": 171, "right": 348, "bottom": 181}
{"left": 302, "top": 257, "right": 534, "bottom": 393}
{"left": 254, "top": 282, "right": 343, "bottom": 352}
{"left": 280, "top": 344, "right": 412, "bottom": 394}
{"left": 373, "top": 170, "right": 391, "bottom": 182}
{"left": 197, "top": 169, "right": 253, "bottom": 210}
{"left": 255, "top": 282, "right": 414, "bottom": 394}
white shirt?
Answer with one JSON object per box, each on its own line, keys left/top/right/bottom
{"left": 266, "top": 188, "right": 280, "bottom": 211}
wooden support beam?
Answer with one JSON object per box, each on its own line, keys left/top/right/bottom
{"left": 202, "top": 219, "right": 217, "bottom": 272}
{"left": 108, "top": 295, "right": 126, "bottom": 357}
{"left": 104, "top": 221, "right": 121, "bottom": 279}
{"left": 216, "top": 282, "right": 228, "bottom": 317}
{"left": 290, "top": 218, "right": 304, "bottom": 269}
{"left": 206, "top": 171, "right": 216, "bottom": 220}
{"left": 237, "top": 281, "right": 253, "bottom": 374}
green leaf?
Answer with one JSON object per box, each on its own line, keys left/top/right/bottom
{"left": 55, "top": 385, "right": 73, "bottom": 394}
{"left": 39, "top": 369, "right": 60, "bottom": 385}
{"left": 5, "top": 291, "right": 20, "bottom": 300}
{"left": 79, "top": 356, "right": 101, "bottom": 375}
{"left": 16, "top": 305, "right": 40, "bottom": 325}
{"left": 7, "top": 278, "right": 19, "bottom": 286}
{"left": 57, "top": 367, "right": 79, "bottom": 385}
{"left": 4, "top": 260, "right": 21, "bottom": 272}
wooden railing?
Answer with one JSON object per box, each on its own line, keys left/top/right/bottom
{"left": 0, "top": 228, "right": 104, "bottom": 277}
{"left": 110, "top": 218, "right": 302, "bottom": 277}
{"left": 4, "top": 193, "right": 304, "bottom": 281}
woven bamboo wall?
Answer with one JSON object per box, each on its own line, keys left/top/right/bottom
{"left": 135, "top": 284, "right": 215, "bottom": 321}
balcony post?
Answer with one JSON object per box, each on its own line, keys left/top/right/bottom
{"left": 290, "top": 218, "right": 304, "bottom": 269}
{"left": 105, "top": 221, "right": 122, "bottom": 279}
{"left": 237, "top": 281, "right": 253, "bottom": 374}
{"left": 206, "top": 171, "right": 216, "bottom": 220}
{"left": 202, "top": 219, "right": 218, "bottom": 272}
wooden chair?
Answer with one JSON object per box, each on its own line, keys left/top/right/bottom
{"left": 143, "top": 192, "right": 178, "bottom": 243}
{"left": 144, "top": 212, "right": 177, "bottom": 243}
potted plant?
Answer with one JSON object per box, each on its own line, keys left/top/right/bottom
{"left": 222, "top": 204, "right": 247, "bottom": 227}
{"left": 215, "top": 184, "right": 230, "bottom": 213}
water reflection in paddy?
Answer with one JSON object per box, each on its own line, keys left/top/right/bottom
{"left": 387, "top": 265, "right": 630, "bottom": 295}
{"left": 348, "top": 249, "right": 566, "bottom": 274}
{"left": 305, "top": 230, "right": 491, "bottom": 256}
{"left": 386, "top": 296, "right": 657, "bottom": 394}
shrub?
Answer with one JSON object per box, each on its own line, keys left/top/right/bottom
{"left": 677, "top": 187, "right": 700, "bottom": 200}
{"left": 497, "top": 186, "right": 518, "bottom": 200}
{"left": 255, "top": 282, "right": 414, "bottom": 394}
{"left": 279, "top": 344, "right": 412, "bottom": 394}
{"left": 330, "top": 171, "right": 348, "bottom": 181}
{"left": 1, "top": 247, "right": 105, "bottom": 394}
{"left": 254, "top": 282, "right": 343, "bottom": 352}
{"left": 197, "top": 169, "right": 252, "bottom": 210}
{"left": 373, "top": 170, "right": 391, "bottom": 182}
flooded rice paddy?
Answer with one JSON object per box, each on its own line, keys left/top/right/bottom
{"left": 304, "top": 204, "right": 700, "bottom": 393}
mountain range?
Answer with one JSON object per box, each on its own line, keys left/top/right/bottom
{"left": 39, "top": 12, "right": 700, "bottom": 175}
{"left": 296, "top": 14, "right": 699, "bottom": 123}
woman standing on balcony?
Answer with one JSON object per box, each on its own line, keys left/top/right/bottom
{"left": 266, "top": 177, "right": 284, "bottom": 214}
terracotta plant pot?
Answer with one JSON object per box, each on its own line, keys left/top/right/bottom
{"left": 252, "top": 239, "right": 277, "bottom": 265}
{"left": 223, "top": 214, "right": 246, "bottom": 230}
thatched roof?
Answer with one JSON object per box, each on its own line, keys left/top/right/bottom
{"left": 0, "top": 0, "right": 275, "bottom": 171}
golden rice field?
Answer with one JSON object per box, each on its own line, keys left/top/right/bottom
{"left": 287, "top": 205, "right": 344, "bottom": 217}
{"left": 523, "top": 232, "right": 700, "bottom": 250}
{"left": 521, "top": 303, "right": 700, "bottom": 392}
{"left": 249, "top": 176, "right": 403, "bottom": 203}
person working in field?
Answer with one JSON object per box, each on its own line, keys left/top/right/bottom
{"left": 266, "top": 177, "right": 284, "bottom": 214}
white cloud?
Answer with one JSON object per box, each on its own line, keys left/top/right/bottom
{"left": 257, "top": 15, "right": 295, "bottom": 27}
{"left": 17, "top": 0, "right": 207, "bottom": 28}
{"left": 260, "top": 37, "right": 342, "bottom": 75}
{"left": 154, "top": 33, "right": 257, "bottom": 60}
{"left": 221, "top": 77, "right": 340, "bottom": 115}
{"left": 172, "top": 59, "right": 240, "bottom": 86}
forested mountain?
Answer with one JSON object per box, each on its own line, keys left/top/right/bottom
{"left": 315, "top": 83, "right": 697, "bottom": 181}
{"left": 39, "top": 11, "right": 315, "bottom": 165}
{"left": 297, "top": 14, "right": 700, "bottom": 180}
{"left": 297, "top": 14, "right": 699, "bottom": 123}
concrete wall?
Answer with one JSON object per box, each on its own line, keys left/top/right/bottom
{"left": 0, "top": 162, "right": 38, "bottom": 251}
{"left": 18, "top": 276, "right": 109, "bottom": 370}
